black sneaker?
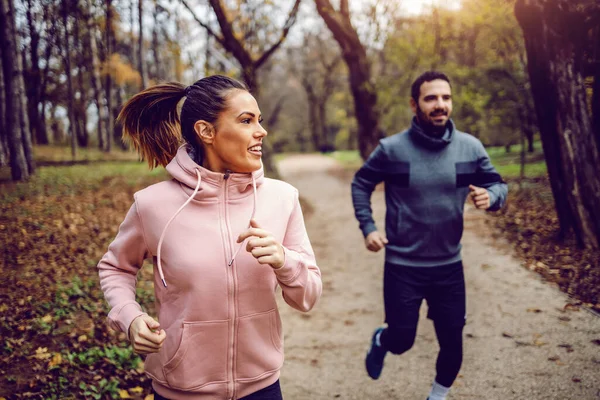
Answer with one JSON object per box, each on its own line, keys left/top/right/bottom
{"left": 365, "top": 327, "right": 387, "bottom": 379}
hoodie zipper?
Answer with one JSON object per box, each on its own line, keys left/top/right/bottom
{"left": 222, "top": 170, "right": 237, "bottom": 400}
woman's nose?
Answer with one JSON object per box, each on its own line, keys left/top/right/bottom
{"left": 256, "top": 125, "right": 268, "bottom": 137}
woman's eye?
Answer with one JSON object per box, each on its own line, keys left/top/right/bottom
{"left": 258, "top": 118, "right": 264, "bottom": 124}
{"left": 241, "top": 119, "right": 251, "bottom": 124}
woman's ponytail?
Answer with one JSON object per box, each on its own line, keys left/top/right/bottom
{"left": 117, "top": 82, "right": 187, "bottom": 168}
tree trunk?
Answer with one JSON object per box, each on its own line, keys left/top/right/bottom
{"left": 0, "top": 41, "right": 6, "bottom": 166}
{"left": 592, "top": 27, "right": 600, "bottom": 152}
{"left": 138, "top": 0, "right": 146, "bottom": 89}
{"left": 151, "top": 0, "right": 160, "bottom": 81}
{"left": 1, "top": 0, "right": 29, "bottom": 180}
{"left": 105, "top": 0, "right": 113, "bottom": 152}
{"left": 11, "top": 0, "right": 34, "bottom": 174}
{"left": 25, "top": 0, "right": 47, "bottom": 145}
{"left": 130, "top": 0, "right": 136, "bottom": 69}
{"left": 84, "top": 0, "right": 105, "bottom": 150}
{"left": 37, "top": 3, "right": 54, "bottom": 146}
{"left": 62, "top": 0, "right": 77, "bottom": 159}
{"left": 301, "top": 79, "right": 321, "bottom": 151}
{"left": 74, "top": 9, "right": 89, "bottom": 148}
{"left": 314, "top": 0, "right": 384, "bottom": 160}
{"left": 113, "top": 85, "right": 125, "bottom": 149}
{"left": 515, "top": 0, "right": 600, "bottom": 249}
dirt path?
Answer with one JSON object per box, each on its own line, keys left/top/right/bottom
{"left": 275, "top": 154, "right": 600, "bottom": 400}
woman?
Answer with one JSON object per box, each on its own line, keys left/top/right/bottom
{"left": 97, "top": 75, "right": 322, "bottom": 400}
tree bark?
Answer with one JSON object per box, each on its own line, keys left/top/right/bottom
{"left": 61, "top": 0, "right": 77, "bottom": 159}
{"left": 151, "top": 0, "right": 160, "bottom": 81}
{"left": 84, "top": 0, "right": 105, "bottom": 150}
{"left": 104, "top": 0, "right": 113, "bottom": 152}
{"left": 24, "top": 0, "right": 47, "bottom": 145}
{"left": 0, "top": 41, "right": 6, "bottom": 166}
{"left": 1, "top": 0, "right": 29, "bottom": 180}
{"left": 515, "top": 0, "right": 600, "bottom": 249}
{"left": 11, "top": 0, "right": 33, "bottom": 173}
{"left": 592, "top": 27, "right": 600, "bottom": 152}
{"left": 138, "top": 0, "right": 146, "bottom": 89}
{"left": 314, "top": 0, "right": 384, "bottom": 160}
{"left": 74, "top": 10, "right": 89, "bottom": 148}
{"left": 301, "top": 79, "right": 321, "bottom": 151}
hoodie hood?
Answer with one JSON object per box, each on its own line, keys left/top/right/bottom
{"left": 408, "top": 117, "right": 455, "bottom": 150}
{"left": 165, "top": 144, "right": 265, "bottom": 200}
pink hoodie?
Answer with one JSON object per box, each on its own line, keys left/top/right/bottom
{"left": 98, "top": 146, "right": 322, "bottom": 399}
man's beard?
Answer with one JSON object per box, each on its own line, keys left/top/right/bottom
{"left": 416, "top": 106, "right": 448, "bottom": 137}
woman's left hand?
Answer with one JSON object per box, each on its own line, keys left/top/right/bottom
{"left": 237, "top": 219, "right": 285, "bottom": 269}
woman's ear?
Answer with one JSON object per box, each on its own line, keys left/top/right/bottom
{"left": 194, "top": 121, "right": 215, "bottom": 145}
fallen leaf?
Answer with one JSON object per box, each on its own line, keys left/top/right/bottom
{"left": 548, "top": 356, "right": 560, "bottom": 361}
{"left": 41, "top": 314, "right": 52, "bottom": 323}
{"left": 119, "top": 389, "right": 132, "bottom": 399}
{"left": 33, "top": 347, "right": 51, "bottom": 360}
{"left": 130, "top": 386, "right": 144, "bottom": 394}
{"left": 563, "top": 303, "right": 581, "bottom": 312}
{"left": 572, "top": 377, "right": 581, "bottom": 383}
{"left": 502, "top": 332, "right": 514, "bottom": 338}
{"left": 48, "top": 353, "right": 62, "bottom": 368}
{"left": 144, "top": 395, "right": 154, "bottom": 400}
{"left": 526, "top": 308, "right": 542, "bottom": 313}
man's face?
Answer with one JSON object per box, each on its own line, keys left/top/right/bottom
{"left": 410, "top": 79, "right": 453, "bottom": 132}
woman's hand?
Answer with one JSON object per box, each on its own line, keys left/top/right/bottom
{"left": 237, "top": 219, "right": 285, "bottom": 269}
{"left": 129, "top": 315, "right": 167, "bottom": 355}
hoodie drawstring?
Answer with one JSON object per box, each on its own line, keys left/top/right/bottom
{"left": 156, "top": 168, "right": 202, "bottom": 287}
{"left": 156, "top": 170, "right": 258, "bottom": 287}
{"left": 228, "top": 173, "right": 257, "bottom": 266}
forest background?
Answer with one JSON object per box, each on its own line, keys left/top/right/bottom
{"left": 1, "top": 0, "right": 599, "bottom": 398}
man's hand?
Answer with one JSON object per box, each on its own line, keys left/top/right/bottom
{"left": 237, "top": 219, "right": 285, "bottom": 269}
{"left": 365, "top": 231, "right": 388, "bottom": 252}
{"left": 129, "top": 315, "right": 166, "bottom": 355}
{"left": 469, "top": 185, "right": 491, "bottom": 210}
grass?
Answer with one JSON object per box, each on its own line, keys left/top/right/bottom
{"left": 0, "top": 161, "right": 167, "bottom": 204}
{"left": 34, "top": 145, "right": 140, "bottom": 163}
{"left": 328, "top": 150, "right": 363, "bottom": 169}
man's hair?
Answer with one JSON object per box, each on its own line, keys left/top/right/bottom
{"left": 410, "top": 71, "right": 451, "bottom": 102}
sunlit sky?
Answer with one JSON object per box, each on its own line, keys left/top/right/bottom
{"left": 400, "top": 0, "right": 462, "bottom": 15}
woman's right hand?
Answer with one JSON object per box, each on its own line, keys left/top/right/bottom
{"left": 128, "top": 315, "right": 167, "bottom": 354}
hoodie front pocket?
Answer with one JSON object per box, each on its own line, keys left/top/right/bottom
{"left": 163, "top": 320, "right": 229, "bottom": 390}
{"left": 236, "top": 309, "right": 283, "bottom": 381}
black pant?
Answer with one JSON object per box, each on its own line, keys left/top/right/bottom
{"left": 380, "top": 261, "right": 465, "bottom": 388}
{"left": 153, "top": 380, "right": 283, "bottom": 400}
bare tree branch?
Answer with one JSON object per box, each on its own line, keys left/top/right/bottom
{"left": 340, "top": 0, "right": 349, "bottom": 19}
{"left": 180, "top": 0, "right": 225, "bottom": 47}
{"left": 206, "top": 0, "right": 253, "bottom": 68}
{"left": 254, "top": 0, "right": 302, "bottom": 69}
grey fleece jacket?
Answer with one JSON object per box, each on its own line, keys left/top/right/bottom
{"left": 351, "top": 118, "right": 508, "bottom": 267}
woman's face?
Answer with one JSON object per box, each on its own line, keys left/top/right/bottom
{"left": 202, "top": 90, "right": 267, "bottom": 173}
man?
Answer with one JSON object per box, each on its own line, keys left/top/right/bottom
{"left": 351, "top": 71, "right": 507, "bottom": 400}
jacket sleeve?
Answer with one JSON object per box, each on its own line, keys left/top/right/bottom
{"left": 475, "top": 141, "right": 508, "bottom": 211}
{"left": 351, "top": 143, "right": 388, "bottom": 237}
{"left": 274, "top": 190, "right": 322, "bottom": 312}
{"left": 97, "top": 199, "right": 149, "bottom": 334}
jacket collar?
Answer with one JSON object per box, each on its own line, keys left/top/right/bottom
{"left": 408, "top": 117, "right": 455, "bottom": 150}
{"left": 165, "top": 145, "right": 265, "bottom": 200}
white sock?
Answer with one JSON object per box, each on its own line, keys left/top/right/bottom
{"left": 428, "top": 380, "right": 450, "bottom": 400}
{"left": 375, "top": 329, "right": 383, "bottom": 347}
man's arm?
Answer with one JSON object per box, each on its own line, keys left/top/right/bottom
{"left": 351, "top": 144, "right": 388, "bottom": 237}
{"left": 472, "top": 142, "right": 508, "bottom": 211}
